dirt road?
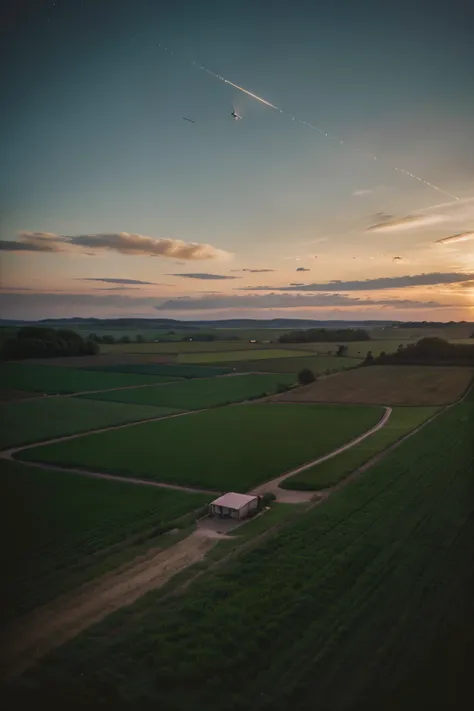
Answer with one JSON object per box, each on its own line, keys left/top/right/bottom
{"left": 1, "top": 531, "right": 216, "bottom": 681}
{"left": 251, "top": 406, "right": 392, "bottom": 502}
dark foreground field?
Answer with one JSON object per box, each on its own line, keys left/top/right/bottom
{"left": 6, "top": 392, "right": 473, "bottom": 710}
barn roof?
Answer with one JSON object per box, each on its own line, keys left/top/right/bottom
{"left": 210, "top": 492, "right": 258, "bottom": 510}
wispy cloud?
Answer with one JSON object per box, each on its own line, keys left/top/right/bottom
{"left": 435, "top": 231, "right": 474, "bottom": 245}
{"left": 392, "top": 256, "right": 404, "bottom": 262}
{"left": 239, "top": 272, "right": 474, "bottom": 292}
{"left": 367, "top": 214, "right": 446, "bottom": 233}
{"left": 242, "top": 268, "right": 275, "bottom": 273}
{"left": 1, "top": 231, "right": 231, "bottom": 260}
{"left": 77, "top": 277, "right": 160, "bottom": 285}
{"left": 296, "top": 267, "right": 310, "bottom": 272}
{"left": 168, "top": 273, "right": 241, "bottom": 280}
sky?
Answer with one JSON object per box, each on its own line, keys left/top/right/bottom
{"left": 1, "top": 0, "right": 473, "bottom": 321}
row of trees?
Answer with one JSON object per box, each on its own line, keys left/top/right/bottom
{"left": 363, "top": 337, "right": 474, "bottom": 366}
{"left": 1, "top": 327, "right": 99, "bottom": 361}
{"left": 279, "top": 328, "right": 370, "bottom": 344}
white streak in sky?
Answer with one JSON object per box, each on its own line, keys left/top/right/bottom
{"left": 157, "top": 43, "right": 460, "bottom": 202}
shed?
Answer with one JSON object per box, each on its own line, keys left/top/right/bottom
{"left": 209, "top": 492, "right": 259, "bottom": 520}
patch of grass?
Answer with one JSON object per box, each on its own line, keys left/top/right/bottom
{"left": 272, "top": 365, "right": 473, "bottom": 406}
{"left": 0, "top": 460, "right": 210, "bottom": 626}
{"left": 19, "top": 404, "right": 383, "bottom": 491}
{"left": 78, "top": 373, "right": 298, "bottom": 409}
{"left": 15, "top": 399, "right": 474, "bottom": 709}
{"left": 282, "top": 406, "right": 439, "bottom": 490}
{"left": 0, "top": 397, "right": 180, "bottom": 450}
{"left": 0, "top": 363, "right": 179, "bottom": 394}
{"left": 177, "top": 349, "right": 309, "bottom": 363}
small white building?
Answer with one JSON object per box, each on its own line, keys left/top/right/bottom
{"left": 209, "top": 492, "right": 259, "bottom": 520}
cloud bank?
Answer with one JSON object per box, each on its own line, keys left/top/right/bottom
{"left": 157, "top": 293, "right": 447, "bottom": 311}
{"left": 1, "top": 232, "right": 230, "bottom": 260}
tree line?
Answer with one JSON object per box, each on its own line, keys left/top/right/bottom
{"left": 363, "top": 337, "right": 474, "bottom": 366}
{"left": 1, "top": 327, "right": 99, "bottom": 361}
{"left": 278, "top": 328, "right": 370, "bottom": 344}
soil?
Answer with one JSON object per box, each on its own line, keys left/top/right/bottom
{"left": 267, "top": 365, "right": 473, "bottom": 406}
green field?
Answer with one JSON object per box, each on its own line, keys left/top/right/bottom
{"left": 84, "top": 363, "right": 231, "bottom": 378}
{"left": 177, "top": 349, "right": 309, "bottom": 364}
{"left": 78, "top": 373, "right": 298, "bottom": 409}
{"left": 282, "top": 406, "right": 439, "bottom": 490}
{"left": 0, "top": 397, "right": 180, "bottom": 450}
{"left": 99, "top": 341, "right": 301, "bottom": 355}
{"left": 19, "top": 404, "right": 383, "bottom": 491}
{"left": 0, "top": 363, "right": 179, "bottom": 395}
{"left": 15, "top": 398, "right": 474, "bottom": 709}
{"left": 0, "top": 460, "right": 210, "bottom": 625}
{"left": 219, "top": 354, "right": 363, "bottom": 374}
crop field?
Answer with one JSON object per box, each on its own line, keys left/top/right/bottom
{"left": 177, "top": 348, "right": 309, "bottom": 363}
{"left": 0, "top": 460, "right": 210, "bottom": 626}
{"left": 19, "top": 404, "right": 383, "bottom": 491}
{"left": 99, "top": 341, "right": 301, "bottom": 355}
{"left": 0, "top": 397, "right": 180, "bottom": 450}
{"left": 219, "top": 354, "right": 363, "bottom": 374}
{"left": 78, "top": 372, "right": 298, "bottom": 409}
{"left": 14, "top": 398, "right": 474, "bottom": 709}
{"left": 283, "top": 406, "right": 439, "bottom": 490}
{"left": 28, "top": 353, "right": 176, "bottom": 368}
{"left": 84, "top": 363, "right": 231, "bottom": 378}
{"left": 0, "top": 363, "right": 180, "bottom": 395}
{"left": 272, "top": 365, "right": 473, "bottom": 406}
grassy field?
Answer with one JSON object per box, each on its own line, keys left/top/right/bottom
{"left": 99, "top": 341, "right": 303, "bottom": 355}
{"left": 0, "top": 460, "right": 210, "bottom": 626}
{"left": 0, "top": 397, "right": 180, "bottom": 450}
{"left": 0, "top": 363, "right": 179, "bottom": 395}
{"left": 83, "top": 363, "right": 231, "bottom": 378}
{"left": 272, "top": 365, "right": 473, "bottom": 406}
{"left": 78, "top": 373, "right": 298, "bottom": 409}
{"left": 19, "top": 404, "right": 383, "bottom": 491}
{"left": 282, "top": 406, "right": 439, "bottom": 490}
{"left": 218, "top": 354, "right": 363, "bottom": 374}
{"left": 177, "top": 349, "right": 309, "bottom": 363}
{"left": 13, "top": 397, "right": 474, "bottom": 709}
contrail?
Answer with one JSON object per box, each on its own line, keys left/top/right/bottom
{"left": 157, "top": 44, "right": 460, "bottom": 201}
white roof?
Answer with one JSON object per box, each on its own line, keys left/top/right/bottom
{"left": 210, "top": 492, "right": 258, "bottom": 510}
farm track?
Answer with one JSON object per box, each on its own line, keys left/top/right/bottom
{"left": 251, "top": 406, "right": 392, "bottom": 502}
{"left": 1, "top": 532, "right": 216, "bottom": 681}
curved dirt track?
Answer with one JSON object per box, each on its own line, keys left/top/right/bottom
{"left": 251, "top": 406, "right": 392, "bottom": 502}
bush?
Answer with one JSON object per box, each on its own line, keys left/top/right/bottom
{"left": 260, "top": 492, "right": 277, "bottom": 507}
{"left": 298, "top": 368, "right": 316, "bottom": 386}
